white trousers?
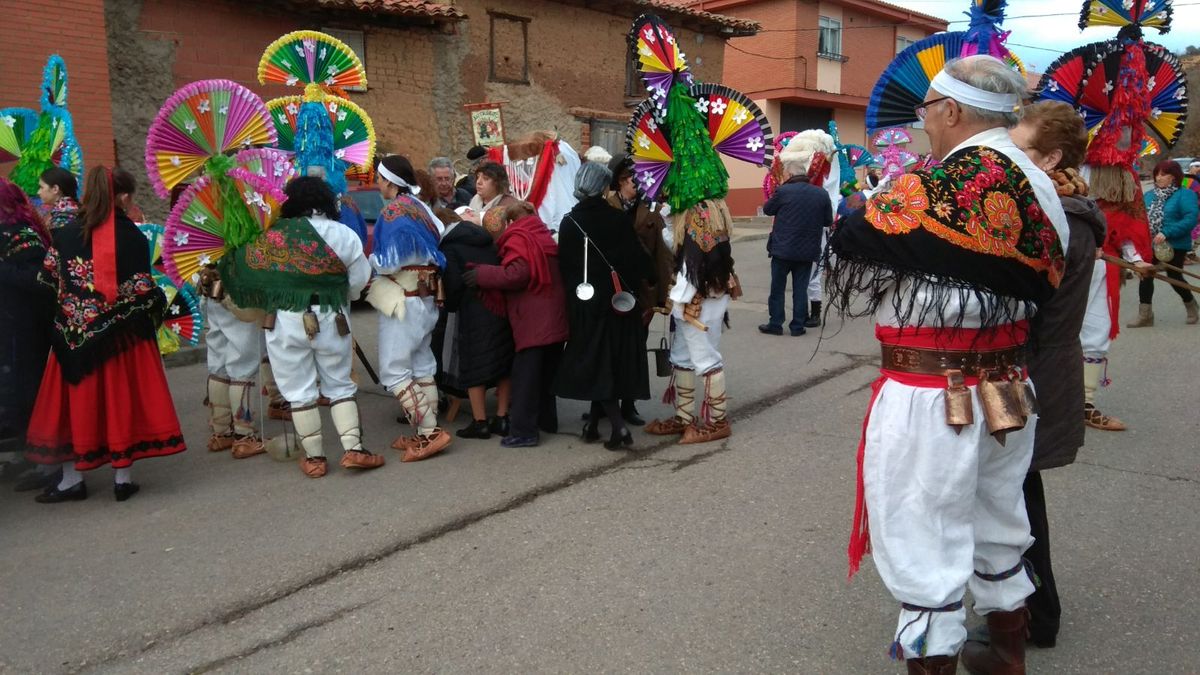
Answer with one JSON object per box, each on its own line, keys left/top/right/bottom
{"left": 864, "top": 379, "right": 1036, "bottom": 658}
{"left": 264, "top": 308, "right": 357, "bottom": 407}
{"left": 807, "top": 228, "right": 827, "bottom": 302}
{"left": 379, "top": 296, "right": 439, "bottom": 395}
{"left": 1080, "top": 260, "right": 1112, "bottom": 358}
{"left": 204, "top": 299, "right": 261, "bottom": 381}
{"left": 669, "top": 294, "right": 730, "bottom": 375}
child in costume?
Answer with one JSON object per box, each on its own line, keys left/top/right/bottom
{"left": 26, "top": 167, "right": 185, "bottom": 503}
{"left": 223, "top": 177, "right": 377, "bottom": 478}
{"left": 367, "top": 155, "right": 452, "bottom": 461}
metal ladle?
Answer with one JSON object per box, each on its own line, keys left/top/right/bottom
{"left": 575, "top": 234, "right": 595, "bottom": 300}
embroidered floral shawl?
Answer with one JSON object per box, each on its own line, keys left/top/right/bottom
{"left": 221, "top": 217, "right": 349, "bottom": 313}
{"left": 828, "top": 146, "right": 1066, "bottom": 329}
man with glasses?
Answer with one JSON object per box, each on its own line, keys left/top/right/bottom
{"left": 828, "top": 55, "right": 1070, "bottom": 675}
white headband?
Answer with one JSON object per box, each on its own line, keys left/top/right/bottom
{"left": 930, "top": 70, "right": 1021, "bottom": 114}
{"left": 378, "top": 162, "right": 421, "bottom": 196}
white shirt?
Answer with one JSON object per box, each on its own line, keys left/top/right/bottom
{"left": 309, "top": 214, "right": 371, "bottom": 302}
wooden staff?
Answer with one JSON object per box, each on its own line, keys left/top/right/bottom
{"left": 1157, "top": 259, "right": 1200, "bottom": 282}
{"left": 1101, "top": 254, "right": 1200, "bottom": 294}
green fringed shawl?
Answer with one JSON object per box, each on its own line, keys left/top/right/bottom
{"left": 663, "top": 82, "right": 728, "bottom": 213}
{"left": 221, "top": 217, "right": 349, "bottom": 313}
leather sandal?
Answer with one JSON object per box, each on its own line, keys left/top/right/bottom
{"left": 207, "top": 433, "right": 235, "bottom": 452}
{"left": 680, "top": 419, "right": 731, "bottom": 445}
{"left": 402, "top": 429, "right": 451, "bottom": 462}
{"left": 231, "top": 435, "right": 266, "bottom": 459}
{"left": 644, "top": 417, "right": 689, "bottom": 436}
{"left": 1084, "top": 403, "right": 1126, "bottom": 431}
{"left": 340, "top": 449, "right": 385, "bottom": 470}
{"left": 301, "top": 456, "right": 328, "bottom": 478}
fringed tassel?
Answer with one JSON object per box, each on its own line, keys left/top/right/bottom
{"left": 1101, "top": 358, "right": 1112, "bottom": 388}
{"left": 236, "top": 383, "right": 255, "bottom": 424}
{"left": 662, "top": 371, "right": 677, "bottom": 405}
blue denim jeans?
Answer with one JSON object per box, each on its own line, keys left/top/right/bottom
{"left": 767, "top": 257, "right": 813, "bottom": 331}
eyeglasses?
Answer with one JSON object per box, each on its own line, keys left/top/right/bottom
{"left": 914, "top": 96, "right": 953, "bottom": 121}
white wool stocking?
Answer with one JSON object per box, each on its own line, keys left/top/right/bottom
{"left": 329, "top": 400, "right": 364, "bottom": 452}
{"left": 58, "top": 464, "right": 83, "bottom": 490}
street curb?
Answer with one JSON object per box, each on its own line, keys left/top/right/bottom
{"left": 732, "top": 232, "right": 769, "bottom": 243}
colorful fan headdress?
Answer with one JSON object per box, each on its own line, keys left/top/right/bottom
{"left": 1034, "top": 0, "right": 1185, "bottom": 168}
{"left": 828, "top": 121, "right": 873, "bottom": 196}
{"left": 138, "top": 223, "right": 204, "bottom": 354}
{"left": 259, "top": 31, "right": 376, "bottom": 196}
{"left": 625, "top": 14, "right": 772, "bottom": 213}
{"left": 866, "top": 0, "right": 1024, "bottom": 131}
{"left": 871, "top": 127, "right": 920, "bottom": 180}
{"left": 2, "top": 55, "right": 84, "bottom": 198}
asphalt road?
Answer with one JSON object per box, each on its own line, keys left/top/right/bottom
{"left": 1, "top": 237, "right": 1197, "bottom": 674}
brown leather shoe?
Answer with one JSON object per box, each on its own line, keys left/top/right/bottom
{"left": 907, "top": 654, "right": 958, "bottom": 674}
{"left": 231, "top": 435, "right": 266, "bottom": 459}
{"left": 391, "top": 434, "right": 419, "bottom": 451}
{"left": 340, "top": 449, "right": 385, "bottom": 470}
{"left": 644, "top": 417, "right": 689, "bottom": 435}
{"left": 207, "top": 434, "right": 235, "bottom": 452}
{"left": 680, "top": 419, "right": 731, "bottom": 445}
{"left": 267, "top": 400, "right": 292, "bottom": 421}
{"left": 1084, "top": 403, "right": 1126, "bottom": 431}
{"left": 961, "top": 609, "right": 1026, "bottom": 675}
{"left": 401, "top": 428, "right": 451, "bottom": 462}
{"left": 300, "top": 456, "right": 328, "bottom": 478}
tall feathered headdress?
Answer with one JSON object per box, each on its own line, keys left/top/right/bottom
{"left": 866, "top": 0, "right": 1025, "bottom": 132}
{"left": 2, "top": 56, "right": 84, "bottom": 197}
{"left": 258, "top": 31, "right": 377, "bottom": 196}
{"left": 625, "top": 14, "right": 773, "bottom": 213}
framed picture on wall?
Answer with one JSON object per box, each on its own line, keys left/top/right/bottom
{"left": 464, "top": 102, "right": 507, "bottom": 147}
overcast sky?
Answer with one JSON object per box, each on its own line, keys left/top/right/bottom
{"left": 894, "top": 0, "right": 1200, "bottom": 72}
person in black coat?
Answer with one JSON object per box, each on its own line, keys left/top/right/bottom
{"left": 759, "top": 165, "right": 832, "bottom": 336}
{"left": 555, "top": 163, "right": 654, "bottom": 450}
{"left": 439, "top": 212, "right": 515, "bottom": 439}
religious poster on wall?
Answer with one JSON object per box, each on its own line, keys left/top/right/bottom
{"left": 465, "top": 102, "right": 506, "bottom": 147}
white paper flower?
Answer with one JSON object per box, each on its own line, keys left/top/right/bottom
{"left": 638, "top": 135, "right": 652, "bottom": 150}
{"left": 711, "top": 98, "right": 728, "bottom": 116}
{"left": 1151, "top": 107, "right": 1163, "bottom": 119}
{"left": 219, "top": 105, "right": 229, "bottom": 115}
{"left": 194, "top": 213, "right": 207, "bottom": 225}
{"left": 294, "top": 45, "right": 306, "bottom": 57}
{"left": 319, "top": 47, "right": 327, "bottom": 60}
{"left": 343, "top": 129, "right": 353, "bottom": 139}
{"left": 666, "top": 35, "right": 676, "bottom": 45}
{"left": 746, "top": 136, "right": 764, "bottom": 153}
{"left": 328, "top": 101, "right": 339, "bottom": 113}
{"left": 184, "top": 120, "right": 198, "bottom": 134}
{"left": 1147, "top": 76, "right": 1157, "bottom": 91}
{"left": 286, "top": 103, "right": 299, "bottom": 115}
{"left": 170, "top": 304, "right": 182, "bottom": 316}
{"left": 640, "top": 171, "right": 655, "bottom": 188}
{"left": 732, "top": 109, "right": 749, "bottom": 125}
{"left": 647, "top": 118, "right": 658, "bottom": 132}
{"left": 1103, "top": 80, "right": 1114, "bottom": 94}
{"left": 286, "top": 76, "right": 299, "bottom": 86}
{"left": 198, "top": 253, "right": 212, "bottom": 266}
{"left": 1048, "top": 81, "right": 1059, "bottom": 92}
{"left": 695, "top": 99, "right": 710, "bottom": 115}
{"left": 337, "top": 110, "right": 347, "bottom": 122}
{"left": 169, "top": 155, "right": 182, "bottom": 167}
{"left": 335, "top": 149, "right": 347, "bottom": 159}
{"left": 639, "top": 45, "right": 652, "bottom": 57}
{"left": 173, "top": 231, "right": 190, "bottom": 247}
{"left": 327, "top": 64, "right": 339, "bottom": 75}
{"left": 642, "top": 28, "right": 656, "bottom": 44}
{"left": 197, "top": 99, "right": 211, "bottom": 114}
{"left": 2, "top": 115, "right": 14, "bottom": 128}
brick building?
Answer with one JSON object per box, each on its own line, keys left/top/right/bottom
{"left": 4, "top": 0, "right": 756, "bottom": 218}
{"left": 683, "top": 0, "right": 947, "bottom": 215}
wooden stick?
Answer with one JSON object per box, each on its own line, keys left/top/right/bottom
{"left": 1101, "top": 254, "right": 1200, "bottom": 294}
{"left": 1157, "top": 259, "right": 1200, "bottom": 282}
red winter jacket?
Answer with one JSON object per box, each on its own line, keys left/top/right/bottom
{"left": 474, "top": 257, "right": 569, "bottom": 351}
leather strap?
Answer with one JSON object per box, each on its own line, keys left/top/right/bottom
{"left": 880, "top": 344, "right": 1025, "bottom": 378}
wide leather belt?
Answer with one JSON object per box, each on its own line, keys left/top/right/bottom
{"left": 400, "top": 265, "right": 442, "bottom": 300}
{"left": 880, "top": 344, "right": 1025, "bottom": 378}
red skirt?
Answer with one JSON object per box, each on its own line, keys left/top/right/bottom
{"left": 26, "top": 338, "right": 186, "bottom": 470}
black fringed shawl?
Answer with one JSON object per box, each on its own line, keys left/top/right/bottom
{"left": 827, "top": 146, "right": 1065, "bottom": 331}
{"left": 39, "top": 213, "right": 166, "bottom": 384}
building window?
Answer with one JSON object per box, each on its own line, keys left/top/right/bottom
{"left": 489, "top": 12, "right": 530, "bottom": 84}
{"left": 321, "top": 28, "right": 367, "bottom": 91}
{"left": 896, "top": 35, "right": 917, "bottom": 54}
{"left": 590, "top": 120, "right": 626, "bottom": 157}
{"left": 625, "top": 54, "right": 642, "bottom": 99}
{"left": 818, "top": 17, "right": 843, "bottom": 61}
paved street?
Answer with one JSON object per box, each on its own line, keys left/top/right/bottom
{"left": 2, "top": 237, "right": 1198, "bottom": 674}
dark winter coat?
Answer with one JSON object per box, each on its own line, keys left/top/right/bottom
{"left": 763, "top": 175, "right": 832, "bottom": 262}
{"left": 1028, "top": 194, "right": 1106, "bottom": 472}
{"left": 606, "top": 192, "right": 672, "bottom": 310}
{"left": 554, "top": 196, "right": 653, "bottom": 402}
{"left": 0, "top": 221, "right": 53, "bottom": 450}
{"left": 474, "top": 257, "right": 569, "bottom": 352}
{"left": 439, "top": 221, "right": 514, "bottom": 391}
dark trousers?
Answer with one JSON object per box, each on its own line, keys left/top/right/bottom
{"left": 1139, "top": 249, "right": 1194, "bottom": 304}
{"left": 767, "top": 257, "right": 813, "bottom": 332}
{"left": 1023, "top": 471, "right": 1060, "bottom": 642}
{"left": 509, "top": 343, "right": 563, "bottom": 438}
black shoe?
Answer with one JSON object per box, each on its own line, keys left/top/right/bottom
{"left": 35, "top": 481, "right": 88, "bottom": 503}
{"left": 604, "top": 428, "right": 634, "bottom": 450}
{"left": 488, "top": 415, "right": 510, "bottom": 436}
{"left": 805, "top": 301, "right": 822, "bottom": 328}
{"left": 14, "top": 467, "right": 61, "bottom": 493}
{"left": 790, "top": 326, "right": 807, "bottom": 336}
{"left": 114, "top": 482, "right": 141, "bottom": 502}
{"left": 757, "top": 323, "right": 783, "bottom": 336}
{"left": 396, "top": 412, "right": 411, "bottom": 425}
{"left": 457, "top": 419, "right": 491, "bottom": 439}
{"left": 582, "top": 421, "right": 601, "bottom": 443}
{"left": 621, "top": 403, "right": 645, "bottom": 427}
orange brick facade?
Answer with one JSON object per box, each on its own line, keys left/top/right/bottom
{"left": 0, "top": 0, "right": 117, "bottom": 172}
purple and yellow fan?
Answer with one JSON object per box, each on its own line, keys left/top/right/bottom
{"left": 144, "top": 79, "right": 277, "bottom": 199}
{"left": 1079, "top": 0, "right": 1172, "bottom": 33}
{"left": 626, "top": 99, "right": 673, "bottom": 200}
{"left": 691, "top": 83, "right": 773, "bottom": 167}
{"left": 628, "top": 13, "right": 692, "bottom": 104}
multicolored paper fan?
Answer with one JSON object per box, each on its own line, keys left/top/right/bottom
{"left": 234, "top": 147, "right": 299, "bottom": 191}
{"left": 689, "top": 83, "right": 773, "bottom": 167}
{"left": 844, "top": 145, "right": 873, "bottom": 168}
{"left": 628, "top": 13, "right": 692, "bottom": 101}
{"left": 1079, "top": 0, "right": 1172, "bottom": 33}
{"left": 138, "top": 223, "right": 166, "bottom": 264}
{"left": 1034, "top": 43, "right": 1116, "bottom": 106}
{"left": 257, "top": 30, "right": 367, "bottom": 90}
{"left": 0, "top": 108, "right": 39, "bottom": 164}
{"left": 41, "top": 55, "right": 68, "bottom": 109}
{"left": 626, "top": 99, "right": 673, "bottom": 200}
{"left": 153, "top": 269, "right": 204, "bottom": 352}
{"left": 872, "top": 127, "right": 915, "bottom": 147}
{"left": 1073, "top": 42, "right": 1187, "bottom": 151}
{"left": 145, "top": 79, "right": 277, "bottom": 198}
{"left": 866, "top": 30, "right": 1024, "bottom": 131}
{"left": 265, "top": 95, "right": 376, "bottom": 169}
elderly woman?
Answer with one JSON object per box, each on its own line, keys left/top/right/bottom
{"left": 997, "top": 100, "right": 1108, "bottom": 654}
{"left": 465, "top": 161, "right": 517, "bottom": 238}
{"left": 1136, "top": 160, "right": 1199, "bottom": 325}
{"left": 555, "top": 163, "right": 653, "bottom": 450}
